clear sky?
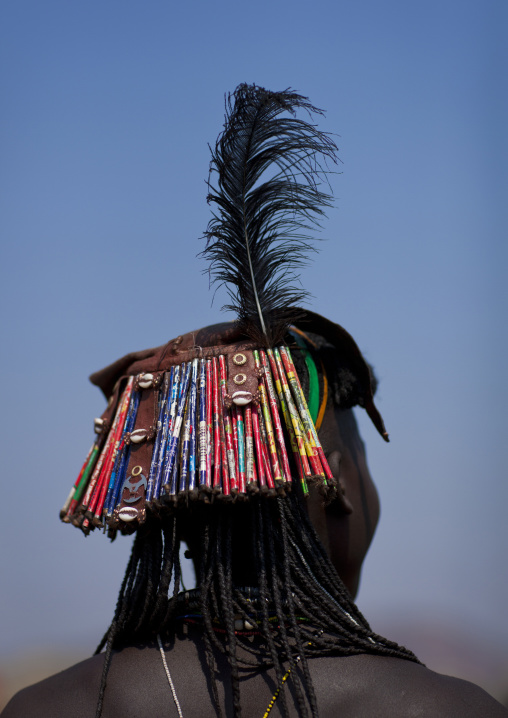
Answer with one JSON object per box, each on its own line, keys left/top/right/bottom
{"left": 1, "top": 0, "right": 506, "bottom": 693}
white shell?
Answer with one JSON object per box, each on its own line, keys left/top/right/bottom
{"left": 130, "top": 429, "right": 147, "bottom": 444}
{"left": 234, "top": 619, "right": 244, "bottom": 631}
{"left": 94, "top": 417, "right": 104, "bottom": 433}
{"left": 118, "top": 507, "right": 138, "bottom": 522}
{"left": 138, "top": 372, "right": 154, "bottom": 389}
{"left": 232, "top": 391, "right": 252, "bottom": 406}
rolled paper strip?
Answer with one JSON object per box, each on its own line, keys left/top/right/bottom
{"left": 278, "top": 347, "right": 325, "bottom": 479}
{"left": 279, "top": 346, "right": 320, "bottom": 444}
{"left": 81, "top": 407, "right": 121, "bottom": 512}
{"left": 272, "top": 348, "right": 312, "bottom": 479}
{"left": 217, "top": 378, "right": 230, "bottom": 496}
{"left": 266, "top": 348, "right": 305, "bottom": 485}
{"left": 198, "top": 359, "right": 207, "bottom": 487}
{"left": 178, "top": 394, "right": 192, "bottom": 494}
{"left": 282, "top": 346, "right": 334, "bottom": 482}
{"left": 188, "top": 358, "right": 199, "bottom": 493}
{"left": 205, "top": 359, "right": 213, "bottom": 489}
{"left": 105, "top": 390, "right": 140, "bottom": 516}
{"left": 219, "top": 355, "right": 238, "bottom": 491}
{"left": 70, "top": 442, "right": 101, "bottom": 510}
{"left": 253, "top": 351, "right": 283, "bottom": 484}
{"left": 244, "top": 404, "right": 256, "bottom": 487}
{"left": 86, "top": 386, "right": 133, "bottom": 516}
{"left": 102, "top": 391, "right": 140, "bottom": 517}
{"left": 162, "top": 362, "right": 192, "bottom": 491}
{"left": 167, "top": 453, "right": 179, "bottom": 497}
{"left": 179, "top": 390, "right": 192, "bottom": 494}
{"left": 90, "top": 378, "right": 134, "bottom": 521}
{"left": 103, "top": 435, "right": 126, "bottom": 517}
{"left": 231, "top": 403, "right": 240, "bottom": 482}
{"left": 288, "top": 330, "right": 320, "bottom": 424}
{"left": 259, "top": 351, "right": 292, "bottom": 483}
{"left": 138, "top": 372, "right": 154, "bottom": 389}
{"left": 61, "top": 442, "right": 96, "bottom": 519}
{"left": 212, "top": 358, "right": 222, "bottom": 492}
{"left": 146, "top": 370, "right": 172, "bottom": 502}
{"left": 152, "top": 365, "right": 179, "bottom": 502}
{"left": 257, "top": 402, "right": 276, "bottom": 490}
{"left": 251, "top": 404, "right": 266, "bottom": 490}
{"left": 60, "top": 487, "right": 76, "bottom": 521}
{"left": 235, "top": 405, "right": 246, "bottom": 493}
{"left": 261, "top": 435, "right": 276, "bottom": 491}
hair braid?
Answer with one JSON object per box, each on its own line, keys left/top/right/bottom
{"left": 94, "top": 494, "right": 420, "bottom": 718}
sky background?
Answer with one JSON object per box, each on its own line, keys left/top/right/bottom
{"left": 1, "top": 0, "right": 507, "bottom": 703}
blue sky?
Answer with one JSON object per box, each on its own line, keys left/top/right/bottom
{"left": 1, "top": 0, "right": 506, "bottom": 690}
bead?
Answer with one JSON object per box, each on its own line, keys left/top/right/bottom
{"left": 94, "top": 417, "right": 104, "bottom": 433}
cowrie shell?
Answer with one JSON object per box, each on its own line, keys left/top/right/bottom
{"left": 130, "top": 429, "right": 148, "bottom": 444}
{"left": 138, "top": 373, "right": 154, "bottom": 389}
{"left": 232, "top": 391, "right": 252, "bottom": 406}
{"left": 118, "top": 507, "right": 138, "bottom": 522}
{"left": 94, "top": 418, "right": 104, "bottom": 433}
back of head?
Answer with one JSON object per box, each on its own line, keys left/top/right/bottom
{"left": 58, "top": 85, "right": 420, "bottom": 718}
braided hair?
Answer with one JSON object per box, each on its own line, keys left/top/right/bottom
{"left": 94, "top": 492, "right": 419, "bottom": 718}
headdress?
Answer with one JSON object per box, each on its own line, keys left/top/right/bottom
{"left": 59, "top": 84, "right": 388, "bottom": 538}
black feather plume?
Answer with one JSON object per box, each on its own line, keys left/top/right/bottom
{"left": 202, "top": 84, "right": 339, "bottom": 347}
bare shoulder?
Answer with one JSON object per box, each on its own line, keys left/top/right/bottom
{"left": 309, "top": 654, "right": 508, "bottom": 718}
{"left": 0, "top": 654, "right": 104, "bottom": 718}
{"left": 2, "top": 647, "right": 506, "bottom": 718}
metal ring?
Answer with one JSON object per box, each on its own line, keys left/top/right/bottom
{"left": 233, "top": 373, "right": 247, "bottom": 385}
{"left": 131, "top": 465, "right": 143, "bottom": 476}
{"left": 233, "top": 353, "right": 247, "bottom": 366}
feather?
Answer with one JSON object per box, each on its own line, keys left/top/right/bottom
{"left": 202, "top": 84, "right": 338, "bottom": 347}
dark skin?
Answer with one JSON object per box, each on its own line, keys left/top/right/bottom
{"left": 2, "top": 407, "right": 507, "bottom": 717}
